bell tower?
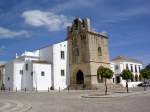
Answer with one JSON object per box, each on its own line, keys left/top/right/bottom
{"left": 67, "top": 18, "right": 110, "bottom": 88}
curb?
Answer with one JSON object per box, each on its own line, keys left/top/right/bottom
{"left": 81, "top": 90, "right": 150, "bottom": 98}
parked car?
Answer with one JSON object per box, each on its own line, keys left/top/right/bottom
{"left": 137, "top": 82, "right": 150, "bottom": 87}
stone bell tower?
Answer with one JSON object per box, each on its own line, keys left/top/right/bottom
{"left": 67, "top": 18, "right": 110, "bottom": 88}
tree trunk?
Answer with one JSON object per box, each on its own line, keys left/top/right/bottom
{"left": 144, "top": 78, "right": 146, "bottom": 91}
{"left": 105, "top": 78, "right": 107, "bottom": 95}
{"left": 126, "top": 80, "right": 129, "bottom": 93}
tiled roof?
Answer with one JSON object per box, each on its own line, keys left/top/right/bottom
{"left": 111, "top": 56, "right": 142, "bottom": 64}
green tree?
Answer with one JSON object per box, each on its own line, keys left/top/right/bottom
{"left": 97, "top": 66, "right": 113, "bottom": 95}
{"left": 121, "top": 69, "right": 133, "bottom": 93}
{"left": 140, "top": 69, "right": 150, "bottom": 91}
{"left": 135, "top": 74, "right": 138, "bottom": 81}
{"left": 131, "top": 73, "right": 134, "bottom": 82}
{"left": 139, "top": 74, "right": 142, "bottom": 81}
{"left": 145, "top": 64, "right": 150, "bottom": 70}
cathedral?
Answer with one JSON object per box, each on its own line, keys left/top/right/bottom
{"left": 67, "top": 18, "right": 110, "bottom": 89}
{"left": 1, "top": 17, "right": 142, "bottom": 91}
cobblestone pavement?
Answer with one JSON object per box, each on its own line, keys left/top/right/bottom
{"left": 0, "top": 87, "right": 150, "bottom": 112}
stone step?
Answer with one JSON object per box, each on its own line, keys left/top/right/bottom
{"left": 69, "top": 83, "right": 126, "bottom": 91}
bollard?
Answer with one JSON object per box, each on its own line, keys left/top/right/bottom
{"left": 48, "top": 87, "right": 49, "bottom": 92}
{"left": 25, "top": 88, "right": 26, "bottom": 92}
{"left": 59, "top": 87, "right": 60, "bottom": 92}
{"left": 67, "top": 86, "right": 69, "bottom": 92}
{"left": 36, "top": 87, "right": 37, "bottom": 93}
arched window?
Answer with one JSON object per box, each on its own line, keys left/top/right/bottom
{"left": 98, "top": 47, "right": 102, "bottom": 56}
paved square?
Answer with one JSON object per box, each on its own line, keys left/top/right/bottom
{"left": 0, "top": 89, "right": 150, "bottom": 112}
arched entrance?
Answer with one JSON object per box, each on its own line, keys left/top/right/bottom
{"left": 76, "top": 70, "right": 84, "bottom": 84}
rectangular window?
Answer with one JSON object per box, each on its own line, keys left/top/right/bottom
{"left": 115, "top": 65, "right": 119, "bottom": 70}
{"left": 41, "top": 71, "right": 45, "bottom": 76}
{"left": 8, "top": 77, "right": 10, "bottom": 81}
{"left": 25, "top": 64, "right": 28, "bottom": 71}
{"left": 61, "top": 69, "right": 65, "bottom": 76}
{"left": 139, "top": 66, "right": 141, "bottom": 72}
{"left": 31, "top": 72, "right": 33, "bottom": 76}
{"left": 20, "top": 70, "right": 23, "bottom": 75}
{"left": 130, "top": 64, "right": 133, "bottom": 72}
{"left": 126, "top": 64, "right": 129, "bottom": 69}
{"left": 61, "top": 51, "right": 65, "bottom": 59}
{"left": 135, "top": 65, "right": 137, "bottom": 73}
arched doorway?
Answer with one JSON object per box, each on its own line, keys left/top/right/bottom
{"left": 76, "top": 70, "right": 84, "bottom": 84}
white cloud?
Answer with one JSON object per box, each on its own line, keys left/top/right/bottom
{"left": 22, "top": 10, "right": 72, "bottom": 31}
{"left": 0, "top": 27, "right": 31, "bottom": 38}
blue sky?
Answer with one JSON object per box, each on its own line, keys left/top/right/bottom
{"left": 0, "top": 0, "right": 150, "bottom": 65}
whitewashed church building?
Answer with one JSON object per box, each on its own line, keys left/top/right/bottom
{"left": 4, "top": 41, "right": 69, "bottom": 91}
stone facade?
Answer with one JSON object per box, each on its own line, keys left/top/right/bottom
{"left": 67, "top": 18, "right": 110, "bottom": 88}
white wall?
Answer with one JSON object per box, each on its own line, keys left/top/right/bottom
{"left": 122, "top": 62, "right": 142, "bottom": 76}
{"left": 111, "top": 61, "right": 143, "bottom": 87}
{"left": 53, "top": 41, "right": 69, "bottom": 90}
{"left": 21, "top": 61, "right": 33, "bottom": 91}
{"left": 17, "top": 50, "right": 40, "bottom": 61}
{"left": 21, "top": 50, "right": 39, "bottom": 57}
{"left": 4, "top": 40, "right": 70, "bottom": 91}
{"left": 39, "top": 41, "right": 69, "bottom": 90}
{"left": 13, "top": 62, "right": 24, "bottom": 90}
{"left": 33, "top": 63, "right": 51, "bottom": 91}
{"left": 39, "top": 46, "right": 53, "bottom": 63}
{"left": 5, "top": 61, "right": 24, "bottom": 91}
{"left": 111, "top": 61, "right": 142, "bottom": 76}
{"left": 5, "top": 61, "right": 14, "bottom": 91}
{"left": 121, "top": 80, "right": 142, "bottom": 88}
{"left": 39, "top": 45, "right": 53, "bottom": 88}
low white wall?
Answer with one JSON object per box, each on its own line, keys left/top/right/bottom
{"left": 121, "top": 80, "right": 142, "bottom": 88}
